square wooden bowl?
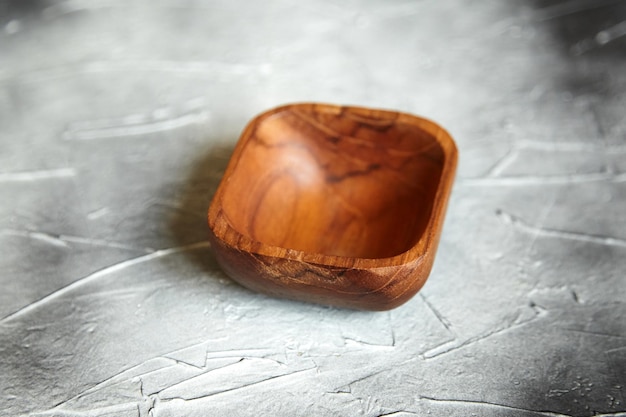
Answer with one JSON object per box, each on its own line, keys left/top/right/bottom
{"left": 208, "top": 103, "right": 457, "bottom": 310}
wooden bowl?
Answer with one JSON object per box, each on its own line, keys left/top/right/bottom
{"left": 207, "top": 103, "right": 457, "bottom": 310}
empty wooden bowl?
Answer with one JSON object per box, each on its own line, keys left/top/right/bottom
{"left": 207, "top": 103, "right": 457, "bottom": 310}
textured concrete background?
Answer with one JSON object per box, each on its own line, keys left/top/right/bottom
{"left": 1, "top": 0, "right": 625, "bottom": 416}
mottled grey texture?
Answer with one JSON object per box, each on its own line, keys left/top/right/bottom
{"left": 1, "top": 0, "right": 625, "bottom": 416}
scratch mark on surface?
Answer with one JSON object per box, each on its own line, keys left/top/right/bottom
{"left": 419, "top": 293, "right": 452, "bottom": 332}
{"left": 516, "top": 140, "right": 626, "bottom": 153}
{"left": 1, "top": 229, "right": 69, "bottom": 248}
{"left": 41, "top": 0, "right": 284, "bottom": 18}
{"left": 0, "top": 241, "right": 211, "bottom": 323}
{"left": 87, "top": 207, "right": 110, "bottom": 220}
{"left": 42, "top": 0, "right": 119, "bottom": 19}
{"left": 343, "top": 338, "right": 395, "bottom": 349}
{"left": 460, "top": 171, "right": 622, "bottom": 186}
{"left": 422, "top": 312, "right": 542, "bottom": 359}
{"left": 205, "top": 347, "right": 278, "bottom": 360}
{"left": 420, "top": 395, "right": 573, "bottom": 417}
{"left": 606, "top": 346, "right": 626, "bottom": 354}
{"left": 595, "top": 20, "right": 626, "bottom": 46}
{"left": 0, "top": 168, "right": 76, "bottom": 182}
{"left": 482, "top": 137, "right": 625, "bottom": 179}
{"left": 574, "top": 19, "right": 626, "bottom": 54}
{"left": 153, "top": 359, "right": 246, "bottom": 394}
{"left": 535, "top": 0, "right": 622, "bottom": 21}
{"left": 377, "top": 412, "right": 420, "bottom": 417}
{"left": 563, "top": 329, "right": 626, "bottom": 340}
{"left": 342, "top": 369, "right": 387, "bottom": 390}
{"left": 64, "top": 111, "right": 209, "bottom": 140}
{"left": 497, "top": 210, "right": 626, "bottom": 249}
{"left": 5, "top": 60, "right": 273, "bottom": 85}
{"left": 50, "top": 360, "right": 175, "bottom": 408}
{"left": 32, "top": 401, "right": 142, "bottom": 416}
{"left": 161, "top": 356, "right": 207, "bottom": 371}
{"left": 0, "top": 228, "right": 154, "bottom": 252}
{"left": 162, "top": 367, "right": 317, "bottom": 402}
{"left": 160, "top": 340, "right": 211, "bottom": 368}
{"left": 485, "top": 146, "right": 519, "bottom": 177}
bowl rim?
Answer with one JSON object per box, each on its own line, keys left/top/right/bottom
{"left": 208, "top": 102, "right": 458, "bottom": 269}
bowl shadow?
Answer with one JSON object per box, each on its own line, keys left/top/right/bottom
{"left": 168, "top": 141, "right": 236, "bottom": 273}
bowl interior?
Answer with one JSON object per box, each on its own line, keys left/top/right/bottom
{"left": 219, "top": 105, "right": 446, "bottom": 259}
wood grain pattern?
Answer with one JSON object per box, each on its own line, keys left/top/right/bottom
{"left": 208, "top": 103, "right": 457, "bottom": 310}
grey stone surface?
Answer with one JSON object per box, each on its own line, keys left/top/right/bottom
{"left": 1, "top": 0, "right": 625, "bottom": 416}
